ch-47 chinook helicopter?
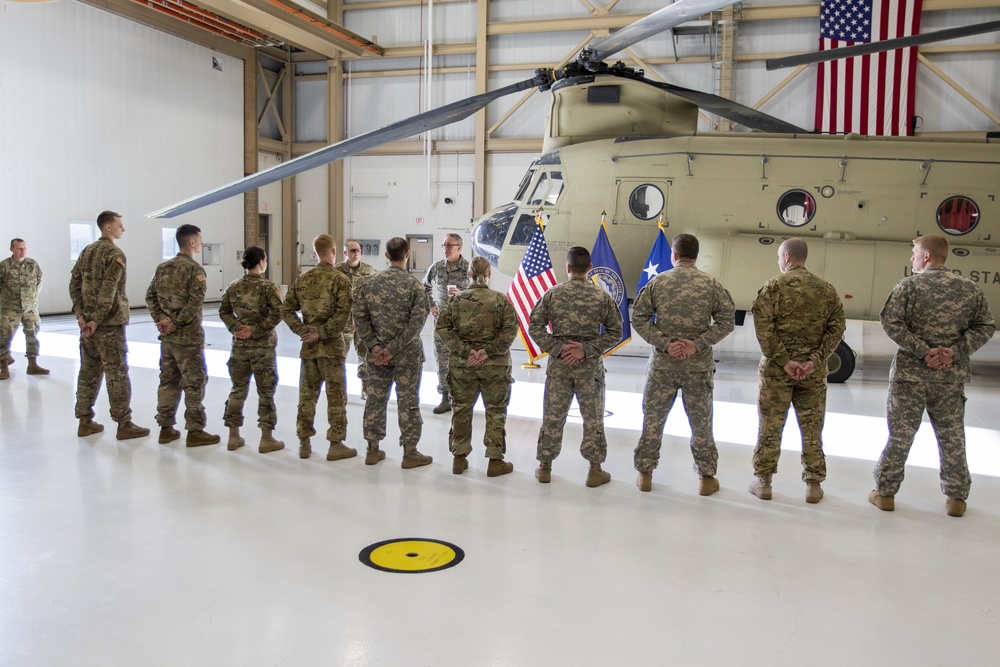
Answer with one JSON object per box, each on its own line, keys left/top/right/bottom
{"left": 150, "top": 0, "right": 1000, "bottom": 382}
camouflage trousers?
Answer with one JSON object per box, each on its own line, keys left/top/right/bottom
{"left": 296, "top": 357, "right": 347, "bottom": 441}
{"left": 537, "top": 373, "right": 608, "bottom": 464}
{"left": 156, "top": 340, "right": 208, "bottom": 431}
{"left": 224, "top": 346, "right": 278, "bottom": 430}
{"left": 0, "top": 307, "right": 41, "bottom": 361}
{"left": 634, "top": 368, "right": 718, "bottom": 476}
{"left": 447, "top": 365, "right": 513, "bottom": 460}
{"left": 874, "top": 381, "right": 971, "bottom": 500}
{"left": 342, "top": 328, "right": 369, "bottom": 384}
{"left": 363, "top": 353, "right": 423, "bottom": 447}
{"left": 753, "top": 368, "right": 828, "bottom": 482}
{"left": 432, "top": 323, "right": 451, "bottom": 397}
{"left": 75, "top": 326, "right": 133, "bottom": 423}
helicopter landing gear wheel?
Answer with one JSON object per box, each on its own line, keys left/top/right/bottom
{"left": 827, "top": 340, "right": 856, "bottom": 383}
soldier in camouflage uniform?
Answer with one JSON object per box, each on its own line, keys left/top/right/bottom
{"left": 69, "top": 211, "right": 149, "bottom": 440}
{"left": 530, "top": 246, "right": 623, "bottom": 488}
{"left": 423, "top": 233, "right": 470, "bottom": 414}
{"left": 146, "top": 224, "right": 220, "bottom": 448}
{"left": 334, "top": 239, "right": 377, "bottom": 399}
{"left": 0, "top": 238, "right": 50, "bottom": 378}
{"left": 436, "top": 256, "right": 518, "bottom": 477}
{"left": 869, "top": 235, "right": 995, "bottom": 518}
{"left": 749, "top": 237, "right": 845, "bottom": 504}
{"left": 281, "top": 233, "right": 355, "bottom": 462}
{"left": 354, "top": 237, "right": 432, "bottom": 468}
{"left": 632, "top": 234, "right": 735, "bottom": 495}
{"left": 219, "top": 246, "right": 285, "bottom": 454}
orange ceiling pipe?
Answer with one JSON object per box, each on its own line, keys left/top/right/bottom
{"left": 260, "top": 0, "right": 382, "bottom": 56}
{"left": 168, "top": 0, "right": 271, "bottom": 42}
{"left": 135, "top": 0, "right": 275, "bottom": 46}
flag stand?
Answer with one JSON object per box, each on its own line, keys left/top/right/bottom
{"left": 521, "top": 362, "right": 541, "bottom": 369}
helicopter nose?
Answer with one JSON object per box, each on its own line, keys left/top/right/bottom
{"left": 471, "top": 203, "right": 517, "bottom": 267}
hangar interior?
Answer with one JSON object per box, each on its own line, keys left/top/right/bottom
{"left": 2, "top": 0, "right": 1000, "bottom": 664}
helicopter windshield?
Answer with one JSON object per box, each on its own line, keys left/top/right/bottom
{"left": 514, "top": 169, "right": 535, "bottom": 202}
{"left": 527, "top": 171, "right": 565, "bottom": 206}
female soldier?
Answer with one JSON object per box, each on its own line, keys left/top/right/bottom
{"left": 219, "top": 246, "right": 284, "bottom": 453}
{"left": 435, "top": 256, "right": 518, "bottom": 476}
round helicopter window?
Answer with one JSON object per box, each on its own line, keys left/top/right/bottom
{"left": 937, "top": 196, "right": 979, "bottom": 235}
{"left": 776, "top": 189, "right": 817, "bottom": 227}
{"left": 629, "top": 184, "right": 664, "bottom": 221}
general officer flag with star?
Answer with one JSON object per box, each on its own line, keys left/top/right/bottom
{"left": 588, "top": 217, "right": 631, "bottom": 355}
{"left": 636, "top": 224, "right": 672, "bottom": 295}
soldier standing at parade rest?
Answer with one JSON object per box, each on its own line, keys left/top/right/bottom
{"left": 334, "top": 239, "right": 377, "bottom": 399}
{"left": 281, "top": 233, "right": 355, "bottom": 461}
{"left": 219, "top": 246, "right": 285, "bottom": 454}
{"left": 146, "top": 224, "right": 220, "bottom": 447}
{"left": 632, "top": 233, "right": 735, "bottom": 495}
{"left": 69, "top": 210, "right": 149, "bottom": 440}
{"left": 354, "top": 237, "right": 432, "bottom": 468}
{"left": 869, "top": 234, "right": 995, "bottom": 517}
{"left": 0, "top": 238, "right": 50, "bottom": 378}
{"left": 436, "top": 256, "right": 518, "bottom": 477}
{"left": 530, "top": 246, "right": 623, "bottom": 488}
{"left": 423, "top": 233, "right": 470, "bottom": 414}
{"left": 749, "top": 237, "right": 845, "bottom": 504}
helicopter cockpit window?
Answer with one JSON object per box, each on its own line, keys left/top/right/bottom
{"left": 529, "top": 173, "right": 550, "bottom": 205}
{"left": 545, "top": 171, "right": 564, "bottom": 206}
{"left": 510, "top": 214, "right": 541, "bottom": 246}
{"left": 628, "top": 184, "right": 664, "bottom": 221}
{"left": 937, "top": 196, "right": 979, "bottom": 235}
{"left": 514, "top": 169, "right": 535, "bottom": 202}
{"left": 776, "top": 189, "right": 816, "bottom": 227}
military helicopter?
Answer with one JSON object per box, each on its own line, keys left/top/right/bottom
{"left": 150, "top": 0, "right": 1000, "bottom": 381}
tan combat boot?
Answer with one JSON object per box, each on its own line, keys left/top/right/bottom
{"left": 401, "top": 443, "right": 433, "bottom": 469}
{"left": 299, "top": 438, "right": 312, "bottom": 459}
{"left": 26, "top": 358, "right": 50, "bottom": 375}
{"left": 365, "top": 440, "right": 385, "bottom": 465}
{"left": 77, "top": 418, "right": 105, "bottom": 437}
{"left": 186, "top": 430, "right": 221, "bottom": 447}
{"left": 159, "top": 427, "right": 181, "bottom": 444}
{"left": 487, "top": 458, "right": 513, "bottom": 477}
{"left": 868, "top": 490, "right": 895, "bottom": 511}
{"left": 432, "top": 395, "right": 452, "bottom": 414}
{"left": 805, "top": 481, "right": 824, "bottom": 504}
{"left": 535, "top": 461, "right": 552, "bottom": 483}
{"left": 117, "top": 421, "right": 150, "bottom": 441}
{"left": 326, "top": 441, "right": 358, "bottom": 461}
{"left": 749, "top": 474, "right": 773, "bottom": 500}
{"left": 946, "top": 497, "right": 967, "bottom": 517}
{"left": 636, "top": 471, "right": 652, "bottom": 492}
{"left": 586, "top": 463, "right": 611, "bottom": 488}
{"left": 0, "top": 358, "right": 9, "bottom": 380}
{"left": 452, "top": 455, "right": 468, "bottom": 475}
{"left": 699, "top": 475, "right": 720, "bottom": 497}
{"left": 258, "top": 429, "right": 284, "bottom": 453}
{"left": 227, "top": 426, "right": 245, "bottom": 451}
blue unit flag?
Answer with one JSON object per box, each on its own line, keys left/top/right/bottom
{"left": 587, "top": 221, "right": 631, "bottom": 355}
{"left": 636, "top": 226, "right": 673, "bottom": 295}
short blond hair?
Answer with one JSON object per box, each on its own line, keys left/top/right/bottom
{"left": 313, "top": 233, "right": 335, "bottom": 256}
{"left": 914, "top": 234, "right": 949, "bottom": 263}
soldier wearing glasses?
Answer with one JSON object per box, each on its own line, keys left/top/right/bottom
{"left": 423, "top": 233, "right": 470, "bottom": 414}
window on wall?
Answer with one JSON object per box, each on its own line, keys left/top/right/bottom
{"left": 69, "top": 222, "right": 95, "bottom": 261}
{"left": 937, "top": 196, "right": 979, "bottom": 235}
{"left": 162, "top": 227, "right": 178, "bottom": 259}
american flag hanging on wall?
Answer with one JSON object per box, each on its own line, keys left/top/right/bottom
{"left": 815, "top": 0, "right": 923, "bottom": 136}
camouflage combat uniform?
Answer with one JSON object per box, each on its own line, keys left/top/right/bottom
{"left": 355, "top": 265, "right": 429, "bottom": 447}
{"left": 69, "top": 238, "right": 135, "bottom": 423}
{"left": 874, "top": 266, "right": 995, "bottom": 500}
{"left": 436, "top": 283, "right": 518, "bottom": 460}
{"left": 0, "top": 256, "right": 43, "bottom": 364}
{"left": 751, "top": 266, "right": 845, "bottom": 482}
{"left": 424, "top": 256, "right": 470, "bottom": 398}
{"left": 219, "top": 274, "right": 283, "bottom": 430}
{"left": 632, "top": 265, "right": 735, "bottom": 475}
{"left": 145, "top": 253, "right": 210, "bottom": 431}
{"left": 334, "top": 259, "right": 377, "bottom": 388}
{"left": 281, "top": 263, "right": 353, "bottom": 442}
{"left": 529, "top": 277, "right": 623, "bottom": 464}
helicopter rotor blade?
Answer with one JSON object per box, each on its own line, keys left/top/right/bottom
{"left": 588, "top": 0, "right": 736, "bottom": 63}
{"left": 766, "top": 20, "right": 1000, "bottom": 71}
{"left": 148, "top": 76, "right": 547, "bottom": 218}
{"left": 644, "top": 79, "right": 809, "bottom": 134}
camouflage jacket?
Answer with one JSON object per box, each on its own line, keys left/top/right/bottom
{"left": 0, "top": 257, "right": 42, "bottom": 312}
{"left": 219, "top": 274, "right": 283, "bottom": 348}
{"left": 333, "top": 260, "right": 377, "bottom": 333}
{"left": 529, "top": 277, "right": 623, "bottom": 378}
{"left": 633, "top": 264, "right": 735, "bottom": 372}
{"left": 355, "top": 265, "right": 429, "bottom": 361}
{"left": 281, "top": 262, "right": 352, "bottom": 359}
{"left": 881, "top": 266, "right": 996, "bottom": 383}
{"left": 752, "top": 266, "right": 845, "bottom": 376}
{"left": 145, "top": 253, "right": 207, "bottom": 346}
{"left": 423, "top": 256, "right": 470, "bottom": 311}
{"left": 69, "top": 238, "right": 130, "bottom": 327}
{"left": 436, "top": 283, "right": 517, "bottom": 368}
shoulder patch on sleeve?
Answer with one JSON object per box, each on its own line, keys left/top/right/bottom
{"left": 115, "top": 257, "right": 126, "bottom": 267}
{"left": 275, "top": 288, "right": 281, "bottom": 298}
{"left": 196, "top": 274, "right": 207, "bottom": 282}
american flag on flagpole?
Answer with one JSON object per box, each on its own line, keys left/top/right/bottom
{"left": 506, "top": 223, "right": 558, "bottom": 362}
{"left": 815, "top": 0, "right": 923, "bottom": 136}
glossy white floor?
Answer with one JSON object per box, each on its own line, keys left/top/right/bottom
{"left": 2, "top": 313, "right": 999, "bottom": 666}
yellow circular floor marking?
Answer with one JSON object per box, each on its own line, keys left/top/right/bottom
{"left": 359, "top": 538, "right": 464, "bottom": 574}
